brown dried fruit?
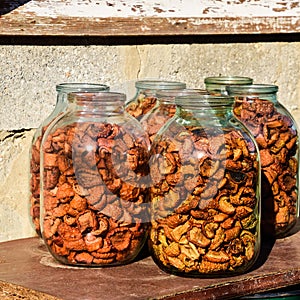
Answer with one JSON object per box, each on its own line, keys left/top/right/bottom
{"left": 149, "top": 124, "right": 259, "bottom": 275}
{"left": 187, "top": 227, "right": 211, "bottom": 248}
{"left": 108, "top": 228, "right": 132, "bottom": 251}
{"left": 41, "top": 122, "right": 149, "bottom": 266}
{"left": 233, "top": 96, "right": 298, "bottom": 237}
{"left": 126, "top": 94, "right": 157, "bottom": 120}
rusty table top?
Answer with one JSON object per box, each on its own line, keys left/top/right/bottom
{"left": 1, "top": 232, "right": 300, "bottom": 300}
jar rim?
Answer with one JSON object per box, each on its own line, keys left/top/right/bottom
{"left": 156, "top": 88, "right": 208, "bottom": 98}
{"left": 204, "top": 76, "right": 253, "bottom": 85}
{"left": 135, "top": 79, "right": 186, "bottom": 90}
{"left": 69, "top": 91, "right": 126, "bottom": 103}
{"left": 56, "top": 83, "right": 110, "bottom": 93}
{"left": 226, "top": 84, "right": 278, "bottom": 94}
{"left": 175, "top": 94, "right": 234, "bottom": 108}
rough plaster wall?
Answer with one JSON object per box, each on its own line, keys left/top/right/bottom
{"left": 0, "top": 130, "right": 35, "bottom": 241}
{"left": 0, "top": 42, "right": 299, "bottom": 242}
{"left": 0, "top": 46, "right": 133, "bottom": 130}
{"left": 1, "top": 43, "right": 300, "bottom": 131}
{"left": 136, "top": 43, "right": 300, "bottom": 113}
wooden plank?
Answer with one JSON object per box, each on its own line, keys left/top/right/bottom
{"left": 0, "top": 280, "right": 60, "bottom": 300}
{"left": 0, "top": 0, "right": 299, "bottom": 36}
{"left": 1, "top": 231, "right": 300, "bottom": 299}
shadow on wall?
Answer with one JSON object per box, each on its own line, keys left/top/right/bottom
{"left": 0, "top": 0, "right": 31, "bottom": 15}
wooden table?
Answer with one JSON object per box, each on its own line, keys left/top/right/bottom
{"left": 1, "top": 230, "right": 300, "bottom": 300}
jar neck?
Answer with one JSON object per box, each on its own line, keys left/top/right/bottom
{"left": 135, "top": 80, "right": 186, "bottom": 97}
{"left": 226, "top": 84, "right": 278, "bottom": 103}
{"left": 56, "top": 83, "right": 110, "bottom": 93}
{"left": 204, "top": 76, "right": 253, "bottom": 95}
{"left": 68, "top": 92, "right": 126, "bottom": 116}
{"left": 156, "top": 89, "right": 208, "bottom": 105}
{"left": 56, "top": 83, "right": 110, "bottom": 105}
{"left": 175, "top": 95, "right": 234, "bottom": 123}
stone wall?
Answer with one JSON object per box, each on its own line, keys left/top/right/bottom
{"left": 1, "top": 42, "right": 299, "bottom": 242}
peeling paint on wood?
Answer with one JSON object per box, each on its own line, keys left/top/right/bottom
{"left": 6, "top": 0, "right": 300, "bottom": 18}
{"left": 0, "top": 0, "right": 299, "bottom": 36}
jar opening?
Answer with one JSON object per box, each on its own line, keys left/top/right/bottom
{"left": 226, "top": 84, "right": 278, "bottom": 95}
{"left": 204, "top": 76, "right": 253, "bottom": 85}
{"left": 135, "top": 79, "right": 186, "bottom": 90}
{"left": 156, "top": 89, "right": 208, "bottom": 98}
{"left": 69, "top": 92, "right": 126, "bottom": 105}
{"left": 56, "top": 83, "right": 110, "bottom": 93}
{"left": 175, "top": 95, "right": 234, "bottom": 109}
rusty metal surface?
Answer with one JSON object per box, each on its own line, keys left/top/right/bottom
{"left": 0, "top": 0, "right": 299, "bottom": 36}
{"left": 0, "top": 232, "right": 300, "bottom": 300}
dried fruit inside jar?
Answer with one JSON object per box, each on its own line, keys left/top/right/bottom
{"left": 227, "top": 84, "right": 299, "bottom": 238}
{"left": 40, "top": 92, "right": 150, "bottom": 266}
{"left": 140, "top": 88, "right": 208, "bottom": 143}
{"left": 148, "top": 95, "right": 261, "bottom": 277}
{"left": 125, "top": 80, "right": 186, "bottom": 120}
{"left": 30, "top": 83, "right": 109, "bottom": 237}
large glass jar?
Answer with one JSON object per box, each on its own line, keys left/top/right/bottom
{"left": 40, "top": 92, "right": 149, "bottom": 266}
{"left": 140, "top": 89, "right": 208, "bottom": 143}
{"left": 204, "top": 76, "right": 253, "bottom": 96}
{"left": 125, "top": 80, "right": 186, "bottom": 120}
{"left": 30, "top": 83, "right": 110, "bottom": 237}
{"left": 148, "top": 95, "right": 261, "bottom": 277}
{"left": 227, "top": 84, "right": 299, "bottom": 238}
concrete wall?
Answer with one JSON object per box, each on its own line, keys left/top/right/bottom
{"left": 1, "top": 42, "right": 300, "bottom": 242}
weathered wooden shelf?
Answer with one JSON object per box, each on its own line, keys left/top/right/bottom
{"left": 1, "top": 232, "right": 300, "bottom": 300}
{"left": 0, "top": 0, "right": 299, "bottom": 36}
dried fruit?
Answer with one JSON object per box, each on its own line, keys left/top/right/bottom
{"left": 42, "top": 121, "right": 149, "bottom": 266}
{"left": 149, "top": 124, "right": 259, "bottom": 275}
{"left": 233, "top": 96, "right": 298, "bottom": 237}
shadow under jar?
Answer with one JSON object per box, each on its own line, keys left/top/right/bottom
{"left": 125, "top": 79, "right": 186, "bottom": 120}
{"left": 29, "top": 83, "right": 110, "bottom": 237}
{"left": 227, "top": 84, "right": 299, "bottom": 239}
{"left": 40, "top": 92, "right": 150, "bottom": 266}
{"left": 148, "top": 94, "right": 261, "bottom": 277}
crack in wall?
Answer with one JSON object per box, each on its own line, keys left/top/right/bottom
{"left": 136, "top": 45, "right": 142, "bottom": 80}
{"left": 0, "top": 129, "right": 31, "bottom": 142}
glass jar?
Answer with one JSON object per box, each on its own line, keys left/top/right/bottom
{"left": 227, "top": 84, "right": 299, "bottom": 238}
{"left": 204, "top": 76, "right": 253, "bottom": 96}
{"left": 125, "top": 80, "right": 186, "bottom": 120}
{"left": 29, "top": 83, "right": 110, "bottom": 237}
{"left": 40, "top": 92, "right": 149, "bottom": 266}
{"left": 148, "top": 95, "right": 261, "bottom": 277}
{"left": 140, "top": 89, "right": 208, "bottom": 143}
